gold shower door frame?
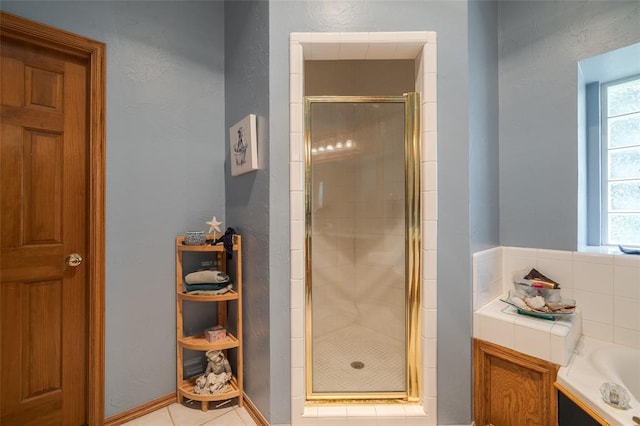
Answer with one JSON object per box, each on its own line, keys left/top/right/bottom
{"left": 304, "top": 94, "right": 422, "bottom": 403}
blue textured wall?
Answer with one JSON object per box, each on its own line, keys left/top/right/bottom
{"left": 267, "top": 1, "right": 473, "bottom": 423}
{"left": 224, "top": 0, "right": 273, "bottom": 421}
{"left": 498, "top": 1, "right": 640, "bottom": 250}
{"left": 0, "top": 1, "right": 226, "bottom": 416}
{"left": 469, "top": 1, "right": 500, "bottom": 255}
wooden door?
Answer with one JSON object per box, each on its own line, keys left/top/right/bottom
{"left": 0, "top": 12, "right": 105, "bottom": 426}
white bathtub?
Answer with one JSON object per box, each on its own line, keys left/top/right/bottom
{"left": 557, "top": 336, "right": 640, "bottom": 425}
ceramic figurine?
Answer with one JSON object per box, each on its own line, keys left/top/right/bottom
{"left": 193, "top": 350, "right": 232, "bottom": 395}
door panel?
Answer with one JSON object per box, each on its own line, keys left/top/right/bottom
{"left": 304, "top": 94, "right": 422, "bottom": 402}
{"left": 26, "top": 66, "right": 63, "bottom": 111}
{"left": 21, "top": 280, "right": 63, "bottom": 400}
{"left": 24, "top": 130, "right": 64, "bottom": 244}
{"left": 1, "top": 35, "right": 87, "bottom": 426}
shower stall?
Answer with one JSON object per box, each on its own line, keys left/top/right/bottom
{"left": 304, "top": 94, "right": 421, "bottom": 402}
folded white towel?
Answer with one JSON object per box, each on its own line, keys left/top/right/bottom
{"left": 185, "top": 270, "right": 230, "bottom": 285}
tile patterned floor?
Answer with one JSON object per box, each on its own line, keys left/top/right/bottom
{"left": 122, "top": 400, "right": 257, "bottom": 426}
{"left": 313, "top": 324, "right": 404, "bottom": 393}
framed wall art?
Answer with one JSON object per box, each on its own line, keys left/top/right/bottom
{"left": 229, "top": 114, "right": 258, "bottom": 176}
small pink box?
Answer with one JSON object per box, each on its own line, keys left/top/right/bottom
{"left": 204, "top": 326, "right": 226, "bottom": 342}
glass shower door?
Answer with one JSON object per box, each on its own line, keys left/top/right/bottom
{"left": 305, "top": 95, "right": 421, "bottom": 401}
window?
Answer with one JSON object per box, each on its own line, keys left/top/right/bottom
{"left": 601, "top": 76, "right": 640, "bottom": 245}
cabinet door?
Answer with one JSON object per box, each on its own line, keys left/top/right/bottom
{"left": 557, "top": 389, "right": 602, "bottom": 426}
{"left": 474, "top": 339, "right": 559, "bottom": 426}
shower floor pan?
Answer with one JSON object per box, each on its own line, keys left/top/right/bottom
{"left": 312, "top": 324, "right": 405, "bottom": 394}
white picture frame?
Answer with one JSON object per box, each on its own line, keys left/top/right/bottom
{"left": 229, "top": 114, "right": 258, "bottom": 176}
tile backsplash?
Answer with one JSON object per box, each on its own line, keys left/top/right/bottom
{"left": 474, "top": 246, "right": 640, "bottom": 349}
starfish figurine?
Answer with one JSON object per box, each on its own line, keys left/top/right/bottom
{"left": 206, "top": 216, "right": 222, "bottom": 234}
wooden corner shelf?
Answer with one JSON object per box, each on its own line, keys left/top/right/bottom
{"left": 178, "top": 334, "right": 239, "bottom": 351}
{"left": 175, "top": 234, "right": 243, "bottom": 411}
{"left": 177, "top": 290, "right": 239, "bottom": 302}
{"left": 176, "top": 234, "right": 239, "bottom": 252}
{"left": 178, "top": 377, "right": 241, "bottom": 412}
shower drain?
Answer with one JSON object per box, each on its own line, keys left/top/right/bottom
{"left": 350, "top": 361, "right": 365, "bottom": 369}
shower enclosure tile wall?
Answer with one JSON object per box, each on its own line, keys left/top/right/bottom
{"left": 289, "top": 32, "right": 438, "bottom": 425}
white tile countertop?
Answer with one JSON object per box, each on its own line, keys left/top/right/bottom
{"left": 473, "top": 296, "right": 582, "bottom": 366}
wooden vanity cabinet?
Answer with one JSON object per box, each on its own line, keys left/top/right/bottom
{"left": 474, "top": 339, "right": 559, "bottom": 426}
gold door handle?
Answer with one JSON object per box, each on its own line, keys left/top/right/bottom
{"left": 65, "top": 253, "right": 83, "bottom": 267}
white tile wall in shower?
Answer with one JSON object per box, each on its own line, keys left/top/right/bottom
{"left": 414, "top": 48, "right": 424, "bottom": 92}
{"left": 423, "top": 103, "right": 437, "bottom": 133}
{"left": 424, "top": 71, "right": 437, "bottom": 103}
{"left": 422, "top": 161, "right": 437, "bottom": 192}
{"left": 420, "top": 30, "right": 438, "bottom": 426}
{"left": 290, "top": 72, "right": 303, "bottom": 104}
{"left": 290, "top": 191, "right": 305, "bottom": 222}
{"left": 423, "top": 131, "right": 437, "bottom": 163}
{"left": 291, "top": 249, "right": 304, "bottom": 281}
{"left": 290, "top": 220, "right": 305, "bottom": 251}
{"left": 291, "top": 279, "right": 304, "bottom": 310}
{"left": 291, "top": 337, "right": 304, "bottom": 369}
{"left": 308, "top": 42, "right": 341, "bottom": 61}
{"left": 424, "top": 249, "right": 437, "bottom": 282}
{"left": 290, "top": 31, "right": 437, "bottom": 426}
{"left": 423, "top": 191, "right": 437, "bottom": 222}
{"left": 424, "top": 279, "right": 437, "bottom": 310}
{"left": 290, "top": 102, "right": 303, "bottom": 134}
{"left": 290, "top": 161, "right": 304, "bottom": 192}
{"left": 291, "top": 308, "right": 304, "bottom": 339}
{"left": 423, "top": 220, "right": 437, "bottom": 251}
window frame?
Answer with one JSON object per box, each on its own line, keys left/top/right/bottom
{"left": 599, "top": 74, "right": 640, "bottom": 246}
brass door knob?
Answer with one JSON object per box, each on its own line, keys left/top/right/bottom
{"left": 65, "top": 253, "right": 83, "bottom": 267}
